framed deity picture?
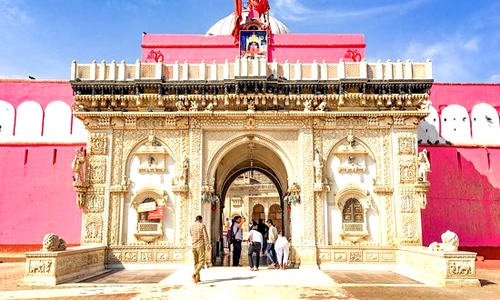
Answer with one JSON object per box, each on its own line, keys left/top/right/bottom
{"left": 240, "top": 30, "right": 268, "bottom": 59}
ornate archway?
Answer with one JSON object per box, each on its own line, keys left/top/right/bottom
{"left": 203, "top": 134, "right": 292, "bottom": 265}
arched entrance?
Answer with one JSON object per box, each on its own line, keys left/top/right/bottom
{"left": 252, "top": 204, "right": 265, "bottom": 223}
{"left": 204, "top": 135, "right": 292, "bottom": 265}
{"left": 268, "top": 204, "right": 283, "bottom": 234}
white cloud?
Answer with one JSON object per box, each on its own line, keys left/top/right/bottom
{"left": 463, "top": 38, "right": 480, "bottom": 52}
{"left": 274, "top": 0, "right": 431, "bottom": 21}
{"left": 403, "top": 37, "right": 482, "bottom": 82}
{"left": 490, "top": 74, "right": 500, "bottom": 83}
{"left": 0, "top": 0, "right": 30, "bottom": 26}
{"left": 105, "top": 0, "right": 163, "bottom": 10}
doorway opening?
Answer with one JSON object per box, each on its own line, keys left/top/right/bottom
{"left": 205, "top": 137, "right": 291, "bottom": 266}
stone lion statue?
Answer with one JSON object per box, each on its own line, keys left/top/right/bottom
{"left": 42, "top": 234, "right": 67, "bottom": 252}
{"left": 429, "top": 230, "right": 459, "bottom": 252}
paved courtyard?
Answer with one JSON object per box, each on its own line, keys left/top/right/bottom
{"left": 1, "top": 263, "right": 499, "bottom": 300}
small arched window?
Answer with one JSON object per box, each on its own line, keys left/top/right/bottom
{"left": 342, "top": 198, "right": 364, "bottom": 224}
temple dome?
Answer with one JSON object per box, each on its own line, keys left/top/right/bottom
{"left": 206, "top": 12, "right": 291, "bottom": 36}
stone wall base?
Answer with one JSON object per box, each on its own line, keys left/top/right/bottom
{"left": 397, "top": 246, "right": 480, "bottom": 287}
{"left": 23, "top": 246, "right": 106, "bottom": 286}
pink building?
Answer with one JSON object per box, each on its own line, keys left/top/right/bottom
{"left": 0, "top": 11, "right": 499, "bottom": 261}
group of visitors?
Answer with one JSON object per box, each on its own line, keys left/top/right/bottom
{"left": 246, "top": 218, "right": 289, "bottom": 270}
{"left": 189, "top": 214, "right": 290, "bottom": 284}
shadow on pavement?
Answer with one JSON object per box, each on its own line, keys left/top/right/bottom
{"left": 200, "top": 276, "right": 257, "bottom": 284}
{"left": 479, "top": 279, "right": 497, "bottom": 287}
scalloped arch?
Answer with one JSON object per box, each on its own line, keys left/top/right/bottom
{"left": 205, "top": 132, "right": 295, "bottom": 185}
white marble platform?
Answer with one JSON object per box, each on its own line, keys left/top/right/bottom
{"left": 159, "top": 266, "right": 338, "bottom": 286}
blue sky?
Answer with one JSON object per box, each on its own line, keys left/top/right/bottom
{"left": 0, "top": 0, "right": 499, "bottom": 83}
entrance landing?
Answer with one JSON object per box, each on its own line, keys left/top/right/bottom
{"left": 159, "top": 266, "right": 337, "bottom": 286}
{"left": 325, "top": 270, "right": 421, "bottom": 285}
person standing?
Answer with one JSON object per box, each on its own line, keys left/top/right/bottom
{"left": 247, "top": 226, "right": 263, "bottom": 271}
{"left": 225, "top": 217, "right": 231, "bottom": 252}
{"left": 266, "top": 219, "right": 278, "bottom": 268}
{"left": 275, "top": 233, "right": 290, "bottom": 270}
{"left": 190, "top": 215, "right": 211, "bottom": 284}
{"left": 257, "top": 218, "right": 268, "bottom": 254}
{"left": 231, "top": 215, "right": 246, "bottom": 266}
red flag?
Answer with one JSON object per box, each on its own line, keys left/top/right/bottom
{"left": 231, "top": 0, "right": 243, "bottom": 43}
{"left": 256, "top": 0, "right": 270, "bottom": 16}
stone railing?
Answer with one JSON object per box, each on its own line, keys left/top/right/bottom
{"left": 397, "top": 246, "right": 480, "bottom": 287}
{"left": 24, "top": 246, "right": 106, "bottom": 286}
{"left": 71, "top": 58, "right": 432, "bottom": 82}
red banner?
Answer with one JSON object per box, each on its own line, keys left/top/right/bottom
{"left": 148, "top": 206, "right": 165, "bottom": 220}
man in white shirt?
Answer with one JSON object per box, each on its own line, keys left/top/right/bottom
{"left": 275, "top": 233, "right": 290, "bottom": 270}
{"left": 231, "top": 215, "right": 246, "bottom": 266}
{"left": 248, "top": 226, "right": 263, "bottom": 271}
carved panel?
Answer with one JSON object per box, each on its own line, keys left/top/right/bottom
{"left": 28, "top": 260, "right": 52, "bottom": 274}
{"left": 108, "top": 250, "right": 121, "bottom": 262}
{"left": 136, "top": 117, "right": 174, "bottom": 128}
{"left": 382, "top": 133, "right": 392, "bottom": 186}
{"left": 319, "top": 251, "right": 331, "bottom": 262}
{"left": 349, "top": 251, "right": 363, "bottom": 262}
{"left": 447, "top": 260, "right": 474, "bottom": 277}
{"left": 83, "top": 214, "right": 103, "bottom": 244}
{"left": 156, "top": 252, "right": 170, "bottom": 261}
{"left": 90, "top": 133, "right": 108, "bottom": 155}
{"left": 399, "top": 158, "right": 417, "bottom": 183}
{"left": 85, "top": 193, "right": 105, "bottom": 213}
{"left": 123, "top": 251, "right": 138, "bottom": 262}
{"left": 334, "top": 252, "right": 347, "bottom": 262}
{"left": 400, "top": 193, "right": 417, "bottom": 213}
{"left": 398, "top": 134, "right": 415, "bottom": 155}
{"left": 140, "top": 252, "right": 154, "bottom": 262}
{"left": 365, "top": 252, "right": 379, "bottom": 262}
{"left": 384, "top": 195, "right": 395, "bottom": 246}
{"left": 112, "top": 131, "right": 124, "bottom": 185}
{"left": 108, "top": 193, "right": 120, "bottom": 245}
{"left": 172, "top": 251, "right": 184, "bottom": 261}
{"left": 87, "top": 156, "right": 107, "bottom": 183}
{"left": 329, "top": 117, "right": 368, "bottom": 128}
{"left": 400, "top": 214, "right": 421, "bottom": 245}
{"left": 381, "top": 252, "right": 395, "bottom": 262}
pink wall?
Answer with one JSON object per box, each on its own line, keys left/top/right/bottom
{"left": 421, "top": 146, "right": 500, "bottom": 247}
{"left": 431, "top": 83, "right": 500, "bottom": 112}
{"left": 0, "top": 81, "right": 82, "bottom": 247}
{"left": 0, "top": 80, "right": 73, "bottom": 109}
{"left": 0, "top": 145, "right": 82, "bottom": 245}
{"left": 141, "top": 34, "right": 365, "bottom": 64}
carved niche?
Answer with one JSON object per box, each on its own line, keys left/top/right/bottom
{"left": 130, "top": 184, "right": 168, "bottom": 243}
{"left": 334, "top": 135, "right": 369, "bottom": 173}
{"left": 135, "top": 136, "right": 168, "bottom": 173}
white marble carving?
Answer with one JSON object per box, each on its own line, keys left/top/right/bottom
{"left": 429, "top": 230, "right": 459, "bottom": 252}
{"left": 417, "top": 149, "right": 431, "bottom": 182}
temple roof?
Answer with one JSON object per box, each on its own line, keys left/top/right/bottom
{"left": 206, "top": 11, "right": 291, "bottom": 36}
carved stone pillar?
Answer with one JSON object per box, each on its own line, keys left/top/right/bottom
{"left": 314, "top": 185, "right": 330, "bottom": 247}
{"left": 172, "top": 185, "right": 189, "bottom": 247}
{"left": 296, "top": 126, "right": 318, "bottom": 268}
{"left": 373, "top": 185, "right": 395, "bottom": 246}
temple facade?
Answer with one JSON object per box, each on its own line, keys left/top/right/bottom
{"left": 1, "top": 3, "right": 497, "bottom": 287}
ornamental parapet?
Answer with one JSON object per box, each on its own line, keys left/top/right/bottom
{"left": 71, "top": 58, "right": 432, "bottom": 82}
{"left": 71, "top": 57, "right": 432, "bottom": 82}
{"left": 70, "top": 58, "right": 432, "bottom": 113}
